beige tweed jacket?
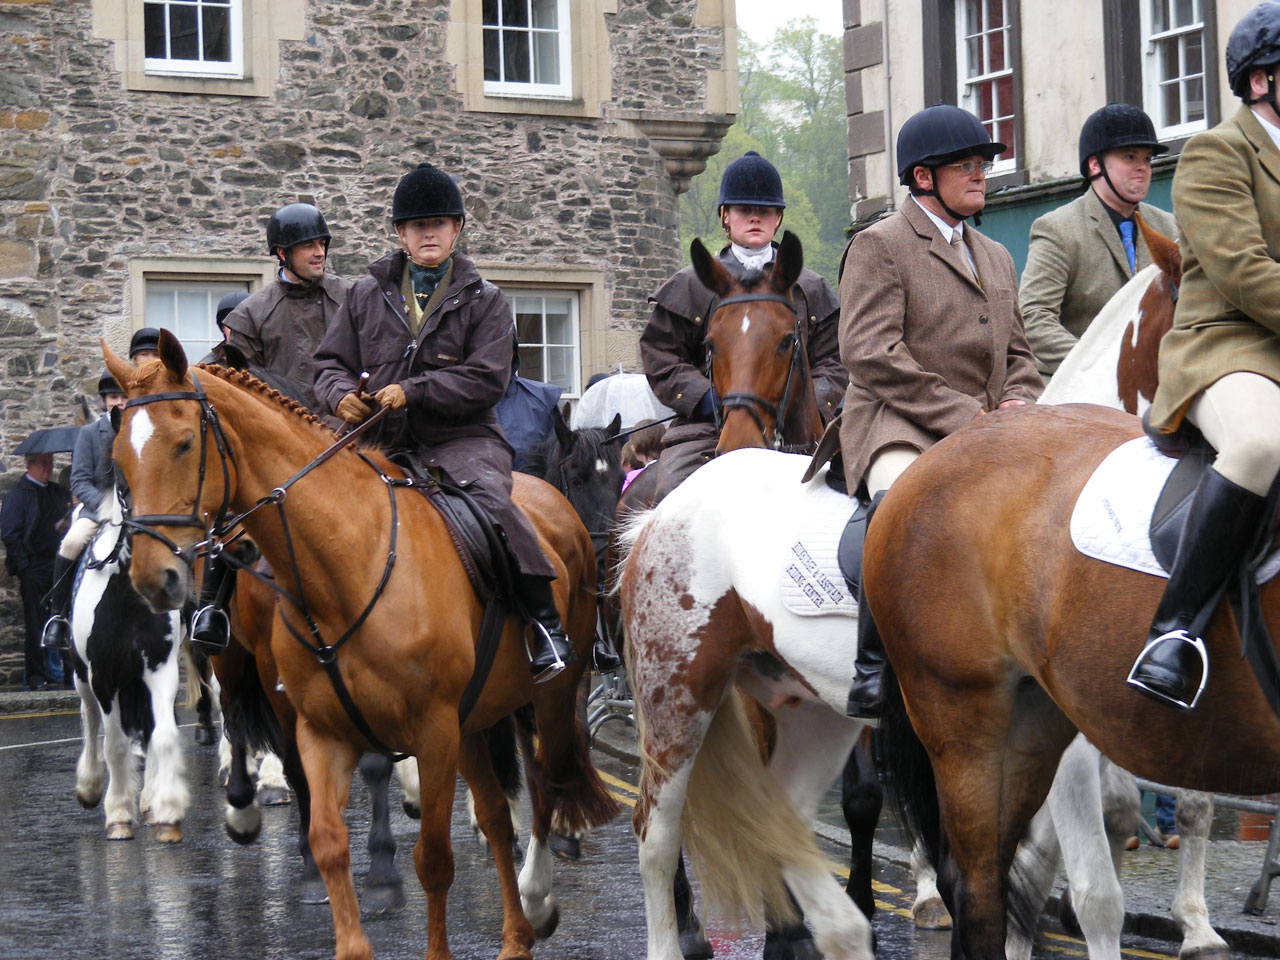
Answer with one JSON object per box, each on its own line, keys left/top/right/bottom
{"left": 839, "top": 196, "right": 1044, "bottom": 492}
{"left": 1150, "top": 106, "right": 1280, "bottom": 431}
{"left": 1019, "top": 189, "right": 1177, "bottom": 378}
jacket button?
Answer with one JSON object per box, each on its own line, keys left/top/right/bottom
{"left": 979, "top": 315, "right": 989, "bottom": 324}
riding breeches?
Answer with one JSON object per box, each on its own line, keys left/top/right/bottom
{"left": 1186, "top": 372, "right": 1280, "bottom": 497}
{"left": 652, "top": 422, "right": 718, "bottom": 502}
{"left": 865, "top": 443, "right": 921, "bottom": 497}
{"left": 58, "top": 516, "right": 101, "bottom": 560}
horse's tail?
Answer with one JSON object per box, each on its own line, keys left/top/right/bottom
{"left": 182, "top": 642, "right": 211, "bottom": 708}
{"left": 677, "top": 688, "right": 832, "bottom": 929}
{"left": 515, "top": 704, "right": 619, "bottom": 837}
{"left": 484, "top": 714, "right": 522, "bottom": 800}
{"left": 878, "top": 659, "right": 941, "bottom": 870}
{"left": 223, "top": 658, "right": 284, "bottom": 758}
{"left": 608, "top": 506, "right": 656, "bottom": 597}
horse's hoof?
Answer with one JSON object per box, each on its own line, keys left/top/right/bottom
{"left": 532, "top": 903, "right": 560, "bottom": 940}
{"left": 402, "top": 799, "right": 421, "bottom": 820}
{"left": 299, "top": 879, "right": 330, "bottom": 905}
{"left": 77, "top": 790, "right": 102, "bottom": 810}
{"left": 549, "top": 833, "right": 580, "bottom": 862}
{"left": 224, "top": 803, "right": 261, "bottom": 846}
{"left": 193, "top": 724, "right": 219, "bottom": 746}
{"left": 360, "top": 882, "right": 407, "bottom": 918}
{"left": 154, "top": 822, "right": 182, "bottom": 844}
{"left": 106, "top": 822, "right": 134, "bottom": 841}
{"left": 912, "top": 896, "right": 952, "bottom": 930}
{"left": 679, "top": 918, "right": 714, "bottom": 960}
{"left": 257, "top": 785, "right": 293, "bottom": 807}
{"left": 1179, "top": 946, "right": 1230, "bottom": 960}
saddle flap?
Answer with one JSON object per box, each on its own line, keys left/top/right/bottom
{"left": 837, "top": 499, "right": 870, "bottom": 593}
{"left": 1149, "top": 444, "right": 1213, "bottom": 571}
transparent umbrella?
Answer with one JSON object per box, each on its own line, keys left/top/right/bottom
{"left": 570, "top": 373, "right": 675, "bottom": 431}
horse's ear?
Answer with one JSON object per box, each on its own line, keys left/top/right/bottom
{"left": 691, "top": 237, "right": 734, "bottom": 296}
{"left": 607, "top": 412, "right": 622, "bottom": 439}
{"left": 157, "top": 328, "right": 189, "bottom": 382}
{"left": 553, "top": 403, "right": 574, "bottom": 448}
{"left": 561, "top": 401, "right": 571, "bottom": 422}
{"left": 1134, "top": 213, "right": 1182, "bottom": 287}
{"left": 771, "top": 230, "right": 804, "bottom": 294}
{"left": 101, "top": 338, "right": 134, "bottom": 394}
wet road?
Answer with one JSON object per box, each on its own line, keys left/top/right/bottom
{"left": 0, "top": 705, "right": 1184, "bottom": 960}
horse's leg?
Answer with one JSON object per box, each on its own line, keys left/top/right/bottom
{"left": 74, "top": 678, "right": 106, "bottom": 809}
{"left": 257, "top": 749, "right": 293, "bottom": 806}
{"left": 841, "top": 734, "right": 882, "bottom": 921}
{"left": 356, "top": 753, "right": 406, "bottom": 917}
{"left": 395, "top": 755, "right": 421, "bottom": 819}
{"left": 296, "top": 723, "right": 368, "bottom": 960}
{"left": 1170, "top": 790, "right": 1228, "bottom": 960}
{"left": 635, "top": 737, "right": 702, "bottom": 960}
{"left": 909, "top": 842, "right": 951, "bottom": 929}
{"left": 1005, "top": 799, "right": 1061, "bottom": 960}
{"left": 410, "top": 723, "right": 461, "bottom": 960}
{"left": 672, "top": 854, "right": 713, "bottom": 959}
{"left": 101, "top": 704, "right": 139, "bottom": 840}
{"left": 142, "top": 648, "right": 189, "bottom": 842}
{"left": 224, "top": 734, "right": 263, "bottom": 844}
{"left": 458, "top": 732, "right": 535, "bottom": 960}
{"left": 190, "top": 645, "right": 221, "bottom": 745}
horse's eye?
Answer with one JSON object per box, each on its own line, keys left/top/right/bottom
{"left": 777, "top": 333, "right": 795, "bottom": 355}
{"left": 176, "top": 435, "right": 194, "bottom": 457}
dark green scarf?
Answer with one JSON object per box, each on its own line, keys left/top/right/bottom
{"left": 409, "top": 258, "right": 452, "bottom": 309}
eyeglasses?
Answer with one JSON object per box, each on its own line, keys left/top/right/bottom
{"left": 945, "top": 160, "right": 995, "bottom": 175}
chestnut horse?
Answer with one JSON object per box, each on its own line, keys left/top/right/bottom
{"left": 868, "top": 402, "right": 1280, "bottom": 960}
{"left": 103, "top": 333, "right": 617, "bottom": 960}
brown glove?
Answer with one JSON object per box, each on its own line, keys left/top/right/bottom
{"left": 374, "top": 383, "right": 407, "bottom": 410}
{"left": 336, "top": 392, "right": 374, "bottom": 424}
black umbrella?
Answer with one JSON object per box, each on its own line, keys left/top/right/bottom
{"left": 13, "top": 425, "right": 82, "bottom": 456}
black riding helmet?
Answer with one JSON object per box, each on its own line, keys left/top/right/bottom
{"left": 97, "top": 371, "right": 122, "bottom": 396}
{"left": 717, "top": 151, "right": 786, "bottom": 210}
{"left": 266, "top": 203, "right": 331, "bottom": 258}
{"left": 1227, "top": 1, "right": 1280, "bottom": 109}
{"left": 215, "top": 290, "right": 251, "bottom": 325}
{"left": 392, "top": 163, "right": 465, "bottom": 227}
{"left": 1078, "top": 103, "right": 1168, "bottom": 205}
{"left": 129, "top": 327, "right": 161, "bottom": 359}
{"left": 896, "top": 104, "right": 1005, "bottom": 223}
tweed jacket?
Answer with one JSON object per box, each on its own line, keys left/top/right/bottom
{"left": 839, "top": 196, "right": 1044, "bottom": 492}
{"left": 1020, "top": 189, "right": 1178, "bottom": 378}
{"left": 1150, "top": 106, "right": 1280, "bottom": 431}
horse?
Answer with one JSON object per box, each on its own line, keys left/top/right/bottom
{"left": 67, "top": 492, "right": 194, "bottom": 842}
{"left": 862, "top": 399, "right": 1280, "bottom": 960}
{"left": 103, "top": 334, "right": 618, "bottom": 960}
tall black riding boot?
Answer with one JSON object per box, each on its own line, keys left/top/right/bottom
{"left": 516, "top": 575, "right": 576, "bottom": 683}
{"left": 846, "top": 492, "right": 888, "bottom": 719}
{"left": 40, "top": 554, "right": 76, "bottom": 651}
{"left": 1129, "top": 467, "right": 1266, "bottom": 710}
{"left": 191, "top": 553, "right": 236, "bottom": 651}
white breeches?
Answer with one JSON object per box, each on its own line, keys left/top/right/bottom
{"left": 1187, "top": 372, "right": 1280, "bottom": 496}
{"left": 59, "top": 516, "right": 101, "bottom": 559}
{"left": 866, "top": 443, "right": 922, "bottom": 497}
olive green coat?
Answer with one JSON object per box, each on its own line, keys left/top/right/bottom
{"left": 1150, "top": 106, "right": 1280, "bottom": 431}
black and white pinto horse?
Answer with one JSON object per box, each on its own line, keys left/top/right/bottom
{"left": 70, "top": 492, "right": 199, "bottom": 842}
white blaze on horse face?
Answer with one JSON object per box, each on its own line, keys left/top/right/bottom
{"left": 129, "top": 408, "right": 156, "bottom": 460}
{"left": 596, "top": 458, "right": 610, "bottom": 476}
{"left": 741, "top": 313, "right": 751, "bottom": 335}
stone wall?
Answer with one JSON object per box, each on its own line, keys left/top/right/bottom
{"left": 0, "top": 0, "right": 731, "bottom": 682}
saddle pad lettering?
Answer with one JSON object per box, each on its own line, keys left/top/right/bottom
{"left": 780, "top": 475, "right": 859, "bottom": 618}
{"left": 1070, "top": 437, "right": 1280, "bottom": 583}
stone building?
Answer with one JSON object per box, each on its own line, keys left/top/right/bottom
{"left": 0, "top": 0, "right": 735, "bottom": 680}
{"left": 842, "top": 0, "right": 1253, "bottom": 268}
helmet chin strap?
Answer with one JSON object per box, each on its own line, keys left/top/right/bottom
{"left": 1090, "top": 159, "right": 1143, "bottom": 208}
{"left": 921, "top": 166, "right": 983, "bottom": 226}
{"left": 1248, "top": 72, "right": 1280, "bottom": 121}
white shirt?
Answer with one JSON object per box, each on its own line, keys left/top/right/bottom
{"left": 1254, "top": 106, "right": 1280, "bottom": 154}
{"left": 919, "top": 201, "right": 978, "bottom": 279}
{"left": 729, "top": 242, "right": 775, "bottom": 272}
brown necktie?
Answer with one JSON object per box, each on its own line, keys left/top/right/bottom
{"left": 951, "top": 231, "right": 979, "bottom": 284}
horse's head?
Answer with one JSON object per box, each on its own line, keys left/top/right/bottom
{"left": 693, "top": 231, "right": 821, "bottom": 454}
{"left": 103, "top": 329, "right": 232, "bottom": 613}
{"left": 546, "top": 409, "right": 624, "bottom": 578}
{"left": 1116, "top": 217, "right": 1184, "bottom": 413}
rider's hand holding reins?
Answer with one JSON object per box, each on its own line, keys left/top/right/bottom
{"left": 336, "top": 392, "right": 375, "bottom": 423}
{"left": 374, "top": 383, "right": 406, "bottom": 410}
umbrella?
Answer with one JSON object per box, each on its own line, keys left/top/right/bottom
{"left": 13, "top": 425, "right": 82, "bottom": 456}
{"left": 571, "top": 373, "right": 675, "bottom": 431}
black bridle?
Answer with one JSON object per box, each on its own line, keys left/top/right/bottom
{"left": 704, "top": 291, "right": 806, "bottom": 451}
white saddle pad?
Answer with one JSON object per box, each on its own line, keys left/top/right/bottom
{"left": 779, "top": 476, "right": 860, "bottom": 618}
{"left": 1071, "top": 437, "right": 1280, "bottom": 583}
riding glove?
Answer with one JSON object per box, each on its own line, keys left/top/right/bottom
{"left": 375, "top": 383, "right": 407, "bottom": 410}
{"left": 693, "top": 387, "right": 719, "bottom": 421}
{"left": 336, "top": 392, "right": 374, "bottom": 423}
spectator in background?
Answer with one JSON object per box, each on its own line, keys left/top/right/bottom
{"left": 620, "top": 418, "right": 666, "bottom": 492}
{"left": 1, "top": 453, "right": 70, "bottom": 690}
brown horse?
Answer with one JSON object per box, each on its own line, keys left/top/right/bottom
{"left": 103, "top": 333, "right": 617, "bottom": 960}
{"left": 867, "top": 402, "right": 1280, "bottom": 960}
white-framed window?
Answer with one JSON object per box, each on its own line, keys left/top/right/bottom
{"left": 1142, "top": 0, "right": 1207, "bottom": 139}
{"left": 957, "top": 0, "right": 1016, "bottom": 173}
{"left": 145, "top": 280, "right": 251, "bottom": 361}
{"left": 143, "top": 0, "right": 244, "bottom": 78}
{"left": 511, "top": 291, "right": 580, "bottom": 397}
{"left": 482, "top": 0, "right": 573, "bottom": 99}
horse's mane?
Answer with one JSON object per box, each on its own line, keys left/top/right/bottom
{"left": 534, "top": 423, "right": 621, "bottom": 485}
{"left": 194, "top": 363, "right": 335, "bottom": 436}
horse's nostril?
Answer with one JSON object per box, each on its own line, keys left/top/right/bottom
{"left": 163, "top": 566, "right": 181, "bottom": 597}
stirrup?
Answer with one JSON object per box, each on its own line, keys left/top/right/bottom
{"left": 190, "top": 605, "right": 231, "bottom": 651}
{"left": 1126, "top": 629, "right": 1209, "bottom": 711}
{"left": 40, "top": 616, "right": 70, "bottom": 651}
{"left": 526, "top": 622, "right": 568, "bottom": 684}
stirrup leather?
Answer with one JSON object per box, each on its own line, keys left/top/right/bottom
{"left": 525, "top": 620, "right": 568, "bottom": 684}
{"left": 1126, "top": 629, "right": 1209, "bottom": 710}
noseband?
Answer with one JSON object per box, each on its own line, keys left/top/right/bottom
{"left": 705, "top": 291, "right": 804, "bottom": 451}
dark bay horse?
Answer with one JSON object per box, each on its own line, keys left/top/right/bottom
{"left": 103, "top": 333, "right": 617, "bottom": 960}
{"left": 867, "top": 402, "right": 1280, "bottom": 960}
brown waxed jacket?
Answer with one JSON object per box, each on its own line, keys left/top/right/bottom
{"left": 222, "top": 272, "right": 349, "bottom": 412}
{"left": 640, "top": 244, "right": 846, "bottom": 438}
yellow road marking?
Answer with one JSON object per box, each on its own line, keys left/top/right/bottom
{"left": 1, "top": 710, "right": 79, "bottom": 720}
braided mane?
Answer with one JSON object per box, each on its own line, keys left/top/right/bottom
{"left": 195, "top": 363, "right": 336, "bottom": 438}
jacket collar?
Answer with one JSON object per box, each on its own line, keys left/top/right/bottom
{"left": 1234, "top": 104, "right": 1280, "bottom": 187}
{"left": 369, "top": 250, "right": 481, "bottom": 338}
{"left": 903, "top": 195, "right": 986, "bottom": 293}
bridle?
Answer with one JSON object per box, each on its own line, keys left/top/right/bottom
{"left": 704, "top": 290, "right": 805, "bottom": 451}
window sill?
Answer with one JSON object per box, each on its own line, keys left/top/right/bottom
{"left": 986, "top": 168, "right": 1029, "bottom": 192}
{"left": 125, "top": 70, "right": 267, "bottom": 98}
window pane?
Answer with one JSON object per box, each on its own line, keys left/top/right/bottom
{"left": 515, "top": 310, "right": 542, "bottom": 343}
{"left": 977, "top": 81, "right": 994, "bottom": 121}
{"left": 518, "top": 346, "right": 544, "bottom": 381}
{"left": 1174, "top": 0, "right": 1195, "bottom": 27}
{"left": 1163, "top": 81, "right": 1181, "bottom": 126}
{"left": 483, "top": 28, "right": 500, "bottom": 80}
{"left": 967, "top": 36, "right": 981, "bottom": 77}
{"left": 144, "top": 3, "right": 167, "bottom": 58}
{"left": 532, "top": 0, "right": 558, "bottom": 29}
{"left": 996, "top": 74, "right": 1013, "bottom": 118}
{"left": 169, "top": 5, "right": 198, "bottom": 61}
{"left": 964, "top": 0, "right": 981, "bottom": 35}
{"left": 986, "top": 0, "right": 1004, "bottom": 29}
{"left": 533, "top": 32, "right": 560, "bottom": 85}
{"left": 146, "top": 290, "right": 176, "bottom": 327}
{"left": 545, "top": 299, "right": 573, "bottom": 344}
{"left": 482, "top": 0, "right": 499, "bottom": 25}
{"left": 995, "top": 119, "right": 1013, "bottom": 157}
{"left": 501, "top": 0, "right": 529, "bottom": 27}
{"left": 1186, "top": 75, "right": 1205, "bottom": 122}
{"left": 1185, "top": 32, "right": 1202, "bottom": 77}
{"left": 503, "top": 30, "right": 530, "bottom": 83}
{"left": 203, "top": 7, "right": 230, "bottom": 62}
{"left": 547, "top": 346, "right": 574, "bottom": 392}
{"left": 1151, "top": 0, "right": 1169, "bottom": 34}
{"left": 1159, "top": 36, "right": 1178, "bottom": 81}
{"left": 988, "top": 27, "right": 1005, "bottom": 72}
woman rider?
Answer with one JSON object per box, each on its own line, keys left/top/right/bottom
{"left": 640, "top": 151, "right": 846, "bottom": 501}
{"left": 313, "top": 162, "right": 574, "bottom": 682}
{"left": 1129, "top": 2, "right": 1280, "bottom": 710}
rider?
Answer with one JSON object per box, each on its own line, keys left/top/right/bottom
{"left": 1129, "top": 1, "right": 1280, "bottom": 710}
{"left": 640, "top": 151, "right": 846, "bottom": 501}
{"left": 841, "top": 104, "right": 1043, "bottom": 718}
{"left": 40, "top": 371, "right": 127, "bottom": 651}
{"left": 189, "top": 206, "right": 349, "bottom": 649}
{"left": 1020, "top": 104, "right": 1176, "bottom": 381}
{"left": 313, "top": 162, "right": 575, "bottom": 682}
{"left": 200, "top": 290, "right": 251, "bottom": 367}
